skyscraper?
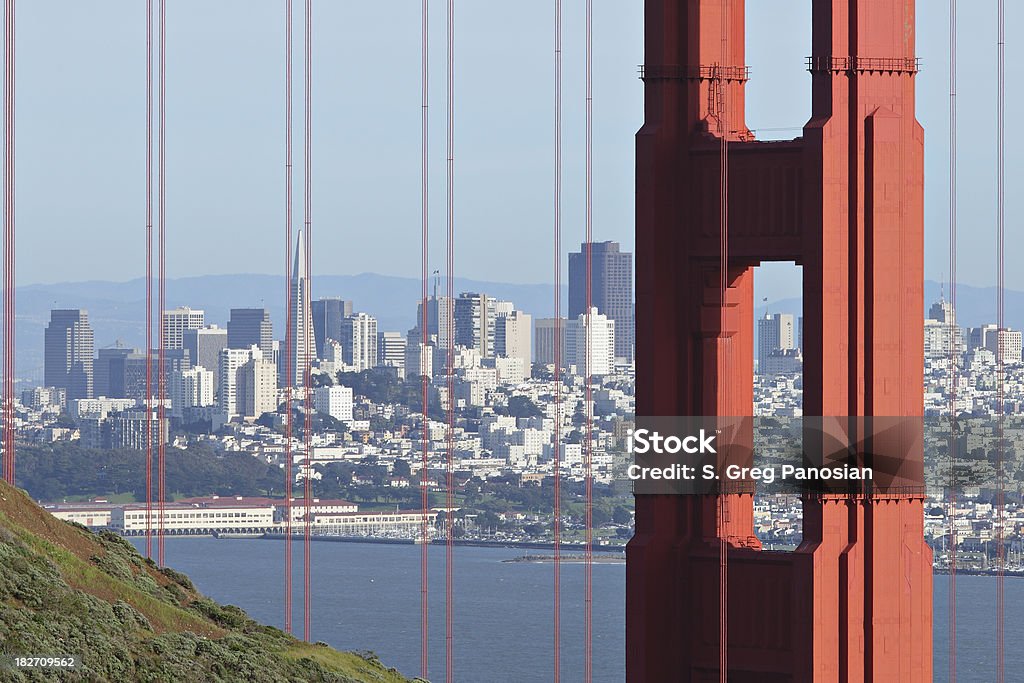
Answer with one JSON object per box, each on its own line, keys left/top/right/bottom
{"left": 928, "top": 299, "right": 956, "bottom": 325}
{"left": 414, "top": 294, "right": 454, "bottom": 349}
{"left": 454, "top": 292, "right": 501, "bottom": 357}
{"left": 44, "top": 309, "right": 95, "bottom": 400}
{"left": 105, "top": 350, "right": 187, "bottom": 402}
{"left": 183, "top": 326, "right": 228, "bottom": 391}
{"left": 287, "top": 229, "right": 314, "bottom": 387}
{"left": 94, "top": 344, "right": 134, "bottom": 398}
{"left": 534, "top": 318, "right": 566, "bottom": 367}
{"left": 105, "top": 409, "right": 168, "bottom": 451}
{"left": 983, "top": 327, "right": 1023, "bottom": 365}
{"left": 568, "top": 241, "right": 634, "bottom": 362}
{"left": 926, "top": 298, "right": 965, "bottom": 358}
{"left": 340, "top": 313, "right": 378, "bottom": 372}
{"left": 218, "top": 347, "right": 252, "bottom": 418}
{"left": 377, "top": 331, "right": 407, "bottom": 375}
{"left": 106, "top": 351, "right": 147, "bottom": 400}
{"left": 218, "top": 346, "right": 276, "bottom": 419}
{"left": 757, "top": 313, "right": 796, "bottom": 374}
{"left": 160, "top": 307, "right": 205, "bottom": 350}
{"left": 404, "top": 331, "right": 433, "bottom": 379}
{"left": 495, "top": 310, "right": 532, "bottom": 371}
{"left": 168, "top": 366, "right": 215, "bottom": 419}
{"left": 241, "top": 355, "right": 278, "bottom": 418}
{"left": 312, "top": 298, "right": 353, "bottom": 358}
{"left": 565, "top": 308, "right": 615, "bottom": 377}
{"left": 227, "top": 309, "right": 273, "bottom": 357}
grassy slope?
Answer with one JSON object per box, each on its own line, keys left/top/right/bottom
{"left": 0, "top": 479, "right": 418, "bottom": 683}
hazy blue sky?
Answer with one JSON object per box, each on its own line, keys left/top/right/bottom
{"left": 11, "top": 2, "right": 1021, "bottom": 302}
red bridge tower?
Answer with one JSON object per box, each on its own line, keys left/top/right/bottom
{"left": 628, "top": 0, "right": 932, "bottom": 680}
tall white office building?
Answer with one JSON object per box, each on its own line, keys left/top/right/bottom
{"left": 985, "top": 328, "right": 1023, "bottom": 365}
{"left": 566, "top": 308, "right": 615, "bottom": 377}
{"left": 218, "top": 346, "right": 277, "bottom": 419}
{"left": 242, "top": 356, "right": 278, "bottom": 418}
{"left": 161, "top": 307, "right": 205, "bottom": 350}
{"left": 341, "top": 313, "right": 378, "bottom": 372}
{"left": 377, "top": 331, "right": 407, "bottom": 375}
{"left": 454, "top": 292, "right": 499, "bottom": 357}
{"left": 169, "top": 366, "right": 215, "bottom": 419}
{"left": 218, "top": 348, "right": 253, "bottom": 418}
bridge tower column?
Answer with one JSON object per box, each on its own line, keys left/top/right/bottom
{"left": 628, "top": 1, "right": 931, "bottom": 680}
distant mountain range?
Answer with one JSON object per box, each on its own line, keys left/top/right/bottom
{"left": 13, "top": 274, "right": 1018, "bottom": 381}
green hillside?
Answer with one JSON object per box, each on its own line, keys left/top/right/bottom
{"left": 0, "top": 479, "right": 418, "bottom": 682}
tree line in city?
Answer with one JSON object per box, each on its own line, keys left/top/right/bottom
{"left": 15, "top": 443, "right": 284, "bottom": 503}
{"left": 333, "top": 371, "right": 446, "bottom": 421}
{"left": 15, "top": 443, "right": 633, "bottom": 535}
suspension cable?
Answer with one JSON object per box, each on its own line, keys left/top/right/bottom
{"left": 995, "top": 0, "right": 1005, "bottom": 679}
{"left": 445, "top": 0, "right": 455, "bottom": 677}
{"left": 947, "top": 0, "right": 958, "bottom": 678}
{"left": 283, "top": 0, "right": 295, "bottom": 636}
{"left": 420, "top": 0, "right": 430, "bottom": 677}
{"left": 302, "top": 0, "right": 313, "bottom": 643}
{"left": 552, "top": 0, "right": 563, "bottom": 678}
{"left": 156, "top": 0, "right": 167, "bottom": 568}
{"left": 1, "top": 0, "right": 14, "bottom": 487}
{"left": 144, "top": 0, "right": 153, "bottom": 559}
{"left": 583, "top": 1, "right": 594, "bottom": 680}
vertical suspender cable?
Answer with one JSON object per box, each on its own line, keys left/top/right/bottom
{"left": 283, "top": 0, "right": 295, "bottom": 636}
{"left": 552, "top": 0, "right": 563, "bottom": 678}
{"left": 995, "top": 0, "right": 1005, "bottom": 679}
{"left": 718, "top": 2, "right": 730, "bottom": 680}
{"left": 420, "top": 0, "right": 430, "bottom": 677}
{"left": 947, "top": 0, "right": 958, "bottom": 679}
{"left": 1, "top": 0, "right": 4, "bottom": 487}
{"left": 157, "top": 0, "right": 167, "bottom": 568}
{"left": 1, "top": 0, "right": 12, "bottom": 487}
{"left": 302, "top": 0, "right": 313, "bottom": 643}
{"left": 144, "top": 0, "right": 154, "bottom": 559}
{"left": 444, "top": 0, "right": 455, "bottom": 678}
{"left": 583, "top": 1, "right": 594, "bottom": 680}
